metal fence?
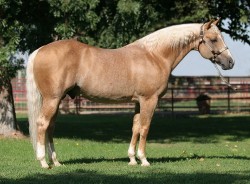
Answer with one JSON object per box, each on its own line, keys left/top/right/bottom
{"left": 11, "top": 76, "right": 250, "bottom": 115}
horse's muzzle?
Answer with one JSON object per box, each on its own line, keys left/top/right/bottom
{"left": 220, "top": 58, "right": 234, "bottom": 70}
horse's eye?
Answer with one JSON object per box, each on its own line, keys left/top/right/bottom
{"left": 210, "top": 37, "right": 218, "bottom": 43}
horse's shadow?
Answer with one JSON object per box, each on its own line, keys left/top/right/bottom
{"left": 62, "top": 155, "right": 250, "bottom": 165}
{"left": 62, "top": 157, "right": 128, "bottom": 165}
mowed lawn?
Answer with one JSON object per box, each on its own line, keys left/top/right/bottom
{"left": 1, "top": 113, "right": 250, "bottom": 184}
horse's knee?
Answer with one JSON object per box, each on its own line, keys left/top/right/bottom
{"left": 133, "top": 113, "right": 140, "bottom": 122}
{"left": 140, "top": 126, "right": 149, "bottom": 137}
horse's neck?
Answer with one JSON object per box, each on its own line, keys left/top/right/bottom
{"left": 135, "top": 24, "right": 201, "bottom": 69}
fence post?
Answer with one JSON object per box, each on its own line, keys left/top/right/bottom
{"left": 75, "top": 95, "right": 80, "bottom": 115}
{"left": 171, "top": 87, "right": 174, "bottom": 116}
{"left": 227, "top": 77, "right": 231, "bottom": 112}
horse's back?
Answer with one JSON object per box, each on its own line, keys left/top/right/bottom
{"left": 32, "top": 39, "right": 168, "bottom": 102}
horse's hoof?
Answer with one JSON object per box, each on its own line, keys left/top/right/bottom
{"left": 40, "top": 160, "right": 50, "bottom": 169}
{"left": 141, "top": 161, "right": 150, "bottom": 167}
{"left": 128, "top": 160, "right": 138, "bottom": 166}
{"left": 54, "top": 161, "right": 62, "bottom": 167}
{"left": 41, "top": 164, "right": 50, "bottom": 169}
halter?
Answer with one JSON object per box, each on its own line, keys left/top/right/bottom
{"left": 197, "top": 24, "right": 236, "bottom": 91}
{"left": 198, "top": 24, "right": 229, "bottom": 62}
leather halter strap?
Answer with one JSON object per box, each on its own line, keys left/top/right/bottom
{"left": 198, "top": 24, "right": 236, "bottom": 91}
{"left": 198, "top": 24, "right": 228, "bottom": 62}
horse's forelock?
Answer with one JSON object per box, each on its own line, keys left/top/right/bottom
{"left": 210, "top": 24, "right": 221, "bottom": 34}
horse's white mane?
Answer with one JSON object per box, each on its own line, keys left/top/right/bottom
{"left": 135, "top": 23, "right": 202, "bottom": 51}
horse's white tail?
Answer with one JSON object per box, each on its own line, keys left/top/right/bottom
{"left": 26, "top": 49, "right": 41, "bottom": 153}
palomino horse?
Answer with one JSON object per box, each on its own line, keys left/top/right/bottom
{"left": 26, "top": 19, "right": 234, "bottom": 168}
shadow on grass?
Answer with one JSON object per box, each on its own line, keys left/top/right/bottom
{"left": 18, "top": 113, "right": 250, "bottom": 143}
{"left": 62, "top": 155, "right": 250, "bottom": 165}
{"left": 1, "top": 169, "right": 250, "bottom": 184}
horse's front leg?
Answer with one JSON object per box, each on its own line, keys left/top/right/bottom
{"left": 128, "top": 103, "right": 140, "bottom": 165}
{"left": 137, "top": 96, "right": 158, "bottom": 166}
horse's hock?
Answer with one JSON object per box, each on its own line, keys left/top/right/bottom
{"left": 196, "top": 93, "right": 211, "bottom": 114}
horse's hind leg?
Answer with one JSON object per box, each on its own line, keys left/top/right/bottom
{"left": 128, "top": 103, "right": 140, "bottom": 165}
{"left": 36, "top": 98, "right": 60, "bottom": 168}
{"left": 47, "top": 110, "right": 61, "bottom": 167}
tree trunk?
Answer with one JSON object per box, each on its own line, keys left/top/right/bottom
{"left": 0, "top": 80, "right": 22, "bottom": 137}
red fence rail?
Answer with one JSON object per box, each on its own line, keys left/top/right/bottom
{"left": 11, "top": 76, "right": 250, "bottom": 114}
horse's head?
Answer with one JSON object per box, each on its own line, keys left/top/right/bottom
{"left": 197, "top": 19, "right": 234, "bottom": 70}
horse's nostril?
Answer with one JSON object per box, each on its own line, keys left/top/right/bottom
{"left": 228, "top": 60, "right": 234, "bottom": 69}
{"left": 230, "top": 59, "right": 234, "bottom": 67}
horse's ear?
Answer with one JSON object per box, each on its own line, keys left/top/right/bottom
{"left": 204, "top": 19, "right": 214, "bottom": 30}
{"left": 213, "top": 17, "right": 221, "bottom": 26}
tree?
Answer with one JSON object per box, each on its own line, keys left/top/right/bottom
{"left": 0, "top": 0, "right": 249, "bottom": 136}
{"left": 0, "top": 0, "right": 25, "bottom": 136}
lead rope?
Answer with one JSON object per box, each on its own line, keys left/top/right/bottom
{"left": 213, "top": 63, "right": 237, "bottom": 91}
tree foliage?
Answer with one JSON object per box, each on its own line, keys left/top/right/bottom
{"left": 0, "top": 0, "right": 249, "bottom": 85}
{"left": 1, "top": 0, "right": 249, "bottom": 55}
{"left": 207, "top": 0, "right": 250, "bottom": 44}
{"left": 0, "top": 0, "right": 24, "bottom": 85}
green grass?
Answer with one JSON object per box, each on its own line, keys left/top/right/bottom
{"left": 1, "top": 113, "right": 250, "bottom": 184}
